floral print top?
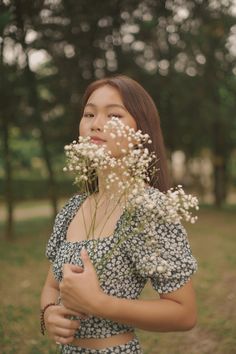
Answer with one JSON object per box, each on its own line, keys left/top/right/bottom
{"left": 46, "top": 186, "right": 197, "bottom": 339}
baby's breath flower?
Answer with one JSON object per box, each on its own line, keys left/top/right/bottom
{"left": 157, "top": 265, "right": 165, "bottom": 273}
{"left": 63, "top": 117, "right": 199, "bottom": 278}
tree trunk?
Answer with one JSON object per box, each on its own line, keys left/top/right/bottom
{"left": 1, "top": 34, "right": 14, "bottom": 240}
{"left": 212, "top": 112, "right": 228, "bottom": 206}
{"left": 213, "top": 156, "right": 227, "bottom": 206}
{"left": 25, "top": 61, "right": 58, "bottom": 218}
{"left": 15, "top": 1, "right": 58, "bottom": 218}
{"left": 2, "top": 120, "right": 14, "bottom": 240}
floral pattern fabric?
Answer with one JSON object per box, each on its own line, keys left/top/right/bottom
{"left": 46, "top": 186, "right": 197, "bottom": 344}
{"left": 61, "top": 337, "right": 142, "bottom": 354}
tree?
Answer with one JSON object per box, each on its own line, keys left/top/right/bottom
{"left": 0, "top": 6, "right": 20, "bottom": 240}
{"left": 119, "top": 0, "right": 236, "bottom": 205}
{"left": 0, "top": 0, "right": 235, "bottom": 224}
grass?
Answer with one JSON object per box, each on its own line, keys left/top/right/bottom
{"left": 0, "top": 206, "right": 236, "bottom": 354}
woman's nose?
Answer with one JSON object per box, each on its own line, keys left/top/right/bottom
{"left": 90, "top": 114, "right": 105, "bottom": 131}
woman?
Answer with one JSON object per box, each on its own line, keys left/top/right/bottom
{"left": 40, "top": 75, "right": 198, "bottom": 354}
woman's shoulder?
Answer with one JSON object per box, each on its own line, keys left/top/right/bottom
{"left": 68, "top": 192, "right": 86, "bottom": 203}
{"left": 46, "top": 193, "right": 86, "bottom": 262}
{"left": 64, "top": 193, "right": 86, "bottom": 207}
{"left": 130, "top": 186, "right": 188, "bottom": 237}
{"left": 133, "top": 186, "right": 165, "bottom": 214}
{"left": 56, "top": 193, "right": 86, "bottom": 220}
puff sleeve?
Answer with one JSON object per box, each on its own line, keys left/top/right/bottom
{"left": 151, "top": 222, "right": 197, "bottom": 293}
{"left": 125, "top": 221, "right": 197, "bottom": 294}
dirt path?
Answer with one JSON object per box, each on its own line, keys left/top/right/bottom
{"left": 0, "top": 199, "right": 66, "bottom": 221}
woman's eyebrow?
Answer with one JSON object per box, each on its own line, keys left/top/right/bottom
{"left": 106, "top": 104, "right": 127, "bottom": 111}
{"left": 85, "top": 103, "right": 127, "bottom": 111}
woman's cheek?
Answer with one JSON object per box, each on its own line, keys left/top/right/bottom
{"left": 79, "top": 121, "right": 88, "bottom": 137}
{"left": 109, "top": 140, "right": 127, "bottom": 158}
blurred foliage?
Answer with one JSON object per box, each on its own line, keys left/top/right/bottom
{"left": 0, "top": 0, "right": 236, "bottom": 206}
{"left": 0, "top": 207, "right": 236, "bottom": 353}
{"left": 0, "top": 177, "right": 76, "bottom": 200}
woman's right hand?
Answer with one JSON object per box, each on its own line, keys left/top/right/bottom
{"left": 44, "top": 305, "right": 85, "bottom": 345}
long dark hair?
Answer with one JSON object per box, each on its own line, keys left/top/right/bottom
{"left": 81, "top": 75, "right": 170, "bottom": 192}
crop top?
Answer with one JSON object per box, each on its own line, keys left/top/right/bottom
{"left": 46, "top": 186, "right": 197, "bottom": 339}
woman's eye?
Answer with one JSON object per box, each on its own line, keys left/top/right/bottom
{"left": 108, "top": 113, "right": 123, "bottom": 119}
{"left": 83, "top": 112, "right": 94, "bottom": 118}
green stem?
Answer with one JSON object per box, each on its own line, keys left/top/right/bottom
{"left": 95, "top": 211, "right": 146, "bottom": 278}
{"left": 97, "top": 193, "right": 124, "bottom": 238}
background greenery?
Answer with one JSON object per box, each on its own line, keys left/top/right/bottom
{"left": 0, "top": 1, "right": 236, "bottom": 353}
{"left": 0, "top": 205, "right": 236, "bottom": 354}
{"left": 0, "top": 0, "right": 236, "bottom": 239}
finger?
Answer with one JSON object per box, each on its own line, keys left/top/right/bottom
{"left": 58, "top": 317, "right": 80, "bottom": 330}
{"left": 46, "top": 310, "right": 80, "bottom": 331}
{"left": 62, "top": 263, "right": 71, "bottom": 276}
{"left": 59, "top": 306, "right": 83, "bottom": 318}
{"left": 67, "top": 319, "right": 80, "bottom": 330}
{"left": 64, "top": 312, "right": 87, "bottom": 320}
{"left": 80, "top": 248, "right": 93, "bottom": 269}
{"left": 54, "top": 327, "right": 76, "bottom": 338}
{"left": 70, "top": 264, "right": 84, "bottom": 273}
{"left": 55, "top": 335, "right": 74, "bottom": 345}
{"left": 50, "top": 320, "right": 80, "bottom": 334}
{"left": 78, "top": 312, "right": 89, "bottom": 319}
{"left": 63, "top": 263, "right": 84, "bottom": 273}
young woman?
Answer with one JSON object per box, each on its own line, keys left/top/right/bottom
{"left": 40, "top": 75, "right": 198, "bottom": 354}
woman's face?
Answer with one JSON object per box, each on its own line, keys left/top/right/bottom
{"left": 79, "top": 85, "right": 137, "bottom": 157}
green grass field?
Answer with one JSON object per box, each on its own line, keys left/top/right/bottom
{"left": 0, "top": 206, "right": 236, "bottom": 354}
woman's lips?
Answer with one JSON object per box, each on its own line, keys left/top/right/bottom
{"left": 90, "top": 136, "right": 106, "bottom": 144}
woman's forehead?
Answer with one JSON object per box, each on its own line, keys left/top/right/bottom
{"left": 87, "top": 85, "right": 123, "bottom": 106}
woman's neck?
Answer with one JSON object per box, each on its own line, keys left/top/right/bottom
{"left": 95, "top": 168, "right": 130, "bottom": 202}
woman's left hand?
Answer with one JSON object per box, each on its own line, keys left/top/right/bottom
{"left": 60, "top": 248, "right": 105, "bottom": 315}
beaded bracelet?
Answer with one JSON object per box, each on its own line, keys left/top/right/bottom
{"left": 40, "top": 302, "right": 56, "bottom": 335}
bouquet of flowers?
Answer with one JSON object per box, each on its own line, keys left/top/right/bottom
{"left": 63, "top": 117, "right": 199, "bottom": 277}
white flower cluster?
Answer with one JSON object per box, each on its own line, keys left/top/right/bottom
{"left": 128, "top": 185, "right": 198, "bottom": 277}
{"left": 134, "top": 213, "right": 172, "bottom": 277}
{"left": 63, "top": 117, "right": 198, "bottom": 224}
{"left": 63, "top": 117, "right": 199, "bottom": 278}
{"left": 104, "top": 117, "right": 158, "bottom": 197}
{"left": 63, "top": 136, "right": 112, "bottom": 186}
{"left": 141, "top": 254, "right": 171, "bottom": 277}
{"left": 132, "top": 185, "right": 199, "bottom": 225}
{"left": 63, "top": 117, "right": 155, "bottom": 198}
{"left": 162, "top": 185, "right": 199, "bottom": 224}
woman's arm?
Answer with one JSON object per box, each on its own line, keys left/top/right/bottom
{"left": 41, "top": 266, "right": 81, "bottom": 344}
{"left": 96, "top": 280, "right": 197, "bottom": 332}
{"left": 60, "top": 249, "right": 197, "bottom": 332}
{"left": 41, "top": 265, "right": 60, "bottom": 307}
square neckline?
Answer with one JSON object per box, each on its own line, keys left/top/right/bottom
{"left": 64, "top": 192, "right": 128, "bottom": 245}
